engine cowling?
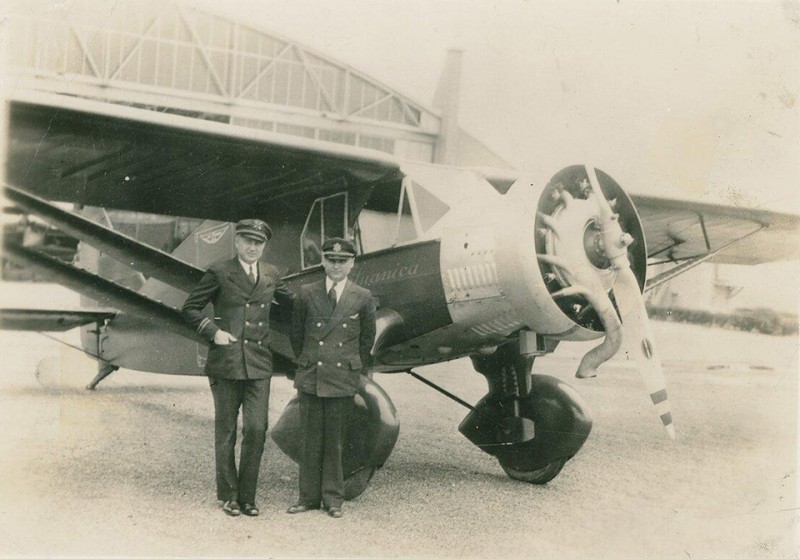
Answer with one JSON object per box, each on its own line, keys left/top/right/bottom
{"left": 435, "top": 164, "right": 646, "bottom": 347}
{"left": 492, "top": 165, "right": 647, "bottom": 341}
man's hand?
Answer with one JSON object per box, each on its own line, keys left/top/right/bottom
{"left": 213, "top": 330, "right": 238, "bottom": 345}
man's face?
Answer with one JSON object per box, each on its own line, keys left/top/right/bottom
{"left": 234, "top": 234, "right": 266, "bottom": 264}
{"left": 322, "top": 256, "right": 354, "bottom": 283}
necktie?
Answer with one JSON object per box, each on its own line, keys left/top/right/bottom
{"left": 249, "top": 265, "right": 257, "bottom": 284}
{"left": 328, "top": 282, "right": 338, "bottom": 311}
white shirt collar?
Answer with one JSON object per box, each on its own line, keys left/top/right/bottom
{"left": 238, "top": 258, "right": 258, "bottom": 277}
{"left": 326, "top": 277, "right": 347, "bottom": 301}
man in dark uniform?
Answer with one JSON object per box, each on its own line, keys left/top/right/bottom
{"left": 287, "top": 237, "right": 376, "bottom": 518}
{"left": 182, "top": 219, "right": 292, "bottom": 517}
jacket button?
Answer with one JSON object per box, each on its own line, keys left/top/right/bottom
{"left": 319, "top": 341, "right": 324, "bottom": 346}
{"left": 336, "top": 362, "right": 342, "bottom": 367}
{"left": 317, "top": 361, "right": 323, "bottom": 366}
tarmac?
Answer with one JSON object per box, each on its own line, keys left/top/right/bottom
{"left": 0, "top": 318, "right": 797, "bottom": 558}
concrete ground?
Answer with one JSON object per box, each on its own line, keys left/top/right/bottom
{"left": 0, "top": 315, "right": 797, "bottom": 558}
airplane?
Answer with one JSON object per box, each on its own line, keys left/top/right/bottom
{"left": 2, "top": 89, "right": 799, "bottom": 498}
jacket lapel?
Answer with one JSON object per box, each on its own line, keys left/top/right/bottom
{"left": 229, "top": 257, "right": 255, "bottom": 294}
{"left": 320, "top": 280, "right": 357, "bottom": 338}
{"left": 308, "top": 280, "right": 328, "bottom": 314}
{"left": 253, "top": 262, "right": 268, "bottom": 295}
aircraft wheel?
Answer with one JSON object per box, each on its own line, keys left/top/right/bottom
{"left": 344, "top": 466, "right": 376, "bottom": 500}
{"left": 499, "top": 458, "right": 567, "bottom": 485}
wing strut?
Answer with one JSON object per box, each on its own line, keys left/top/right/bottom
{"left": 4, "top": 185, "right": 204, "bottom": 292}
{"left": 645, "top": 225, "right": 766, "bottom": 292}
{"left": 404, "top": 369, "right": 536, "bottom": 445}
{"left": 2, "top": 239, "right": 203, "bottom": 344}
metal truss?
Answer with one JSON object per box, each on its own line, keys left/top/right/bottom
{"left": 5, "top": 0, "right": 439, "bottom": 153}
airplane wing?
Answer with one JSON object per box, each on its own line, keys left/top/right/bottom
{"left": 6, "top": 91, "right": 797, "bottom": 281}
{"left": 630, "top": 194, "right": 800, "bottom": 266}
{"left": 5, "top": 91, "right": 402, "bottom": 225}
{"left": 0, "top": 308, "right": 116, "bottom": 331}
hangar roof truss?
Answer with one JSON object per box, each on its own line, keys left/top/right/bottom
{"left": 5, "top": 0, "right": 440, "bottom": 155}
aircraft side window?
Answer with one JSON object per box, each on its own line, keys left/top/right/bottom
{"left": 409, "top": 181, "right": 450, "bottom": 232}
{"left": 395, "top": 183, "right": 417, "bottom": 243}
{"left": 301, "top": 192, "right": 349, "bottom": 269}
{"left": 356, "top": 178, "right": 421, "bottom": 254}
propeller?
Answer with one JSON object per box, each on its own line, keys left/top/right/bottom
{"left": 584, "top": 165, "right": 675, "bottom": 439}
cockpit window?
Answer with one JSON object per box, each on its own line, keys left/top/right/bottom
{"left": 356, "top": 178, "right": 415, "bottom": 253}
{"left": 354, "top": 177, "right": 452, "bottom": 254}
{"left": 301, "top": 192, "right": 349, "bottom": 269}
{"left": 395, "top": 183, "right": 417, "bottom": 243}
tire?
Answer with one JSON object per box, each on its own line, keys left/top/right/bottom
{"left": 343, "top": 466, "right": 376, "bottom": 500}
{"left": 499, "top": 458, "right": 567, "bottom": 485}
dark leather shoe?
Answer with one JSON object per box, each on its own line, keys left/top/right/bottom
{"left": 222, "top": 500, "right": 241, "bottom": 517}
{"left": 241, "top": 503, "right": 259, "bottom": 517}
{"left": 287, "top": 503, "right": 320, "bottom": 514}
{"left": 327, "top": 508, "right": 343, "bottom": 518}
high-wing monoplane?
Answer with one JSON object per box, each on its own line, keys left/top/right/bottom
{"left": 2, "top": 90, "right": 798, "bottom": 497}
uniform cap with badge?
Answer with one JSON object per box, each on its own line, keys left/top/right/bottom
{"left": 235, "top": 219, "right": 272, "bottom": 242}
{"left": 321, "top": 237, "right": 356, "bottom": 261}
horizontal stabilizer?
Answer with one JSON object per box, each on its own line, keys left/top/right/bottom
{"left": 0, "top": 308, "right": 116, "bottom": 332}
{"left": 4, "top": 185, "right": 204, "bottom": 292}
{"left": 3, "top": 239, "right": 203, "bottom": 343}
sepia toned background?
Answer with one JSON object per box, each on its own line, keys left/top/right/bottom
{"left": 0, "top": 1, "right": 798, "bottom": 557}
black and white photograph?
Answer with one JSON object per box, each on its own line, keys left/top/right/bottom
{"left": 1, "top": 1, "right": 798, "bottom": 557}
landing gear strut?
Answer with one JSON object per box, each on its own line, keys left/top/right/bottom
{"left": 86, "top": 363, "right": 118, "bottom": 390}
{"left": 459, "top": 339, "right": 592, "bottom": 484}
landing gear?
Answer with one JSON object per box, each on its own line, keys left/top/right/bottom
{"left": 500, "top": 459, "right": 566, "bottom": 484}
{"left": 86, "top": 363, "right": 118, "bottom": 390}
{"left": 459, "top": 340, "right": 592, "bottom": 485}
{"left": 271, "top": 375, "right": 399, "bottom": 500}
{"left": 344, "top": 466, "right": 376, "bottom": 500}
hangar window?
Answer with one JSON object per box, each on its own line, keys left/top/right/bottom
{"left": 301, "top": 192, "right": 349, "bottom": 269}
{"left": 319, "top": 130, "right": 357, "bottom": 145}
{"left": 358, "top": 135, "right": 395, "bottom": 154}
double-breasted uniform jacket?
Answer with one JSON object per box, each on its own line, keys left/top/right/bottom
{"left": 290, "top": 279, "right": 376, "bottom": 397}
{"left": 182, "top": 257, "right": 293, "bottom": 380}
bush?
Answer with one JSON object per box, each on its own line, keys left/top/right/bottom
{"left": 645, "top": 305, "right": 798, "bottom": 336}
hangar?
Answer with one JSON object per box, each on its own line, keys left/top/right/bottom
{"left": 5, "top": 0, "right": 509, "bottom": 168}
{"left": 2, "top": 0, "right": 748, "bottom": 313}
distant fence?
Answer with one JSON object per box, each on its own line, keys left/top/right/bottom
{"left": 646, "top": 305, "right": 799, "bottom": 337}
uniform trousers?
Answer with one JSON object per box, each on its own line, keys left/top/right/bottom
{"left": 297, "top": 391, "right": 352, "bottom": 510}
{"left": 209, "top": 377, "right": 270, "bottom": 505}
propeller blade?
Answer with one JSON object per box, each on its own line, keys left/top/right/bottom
{"left": 583, "top": 165, "right": 675, "bottom": 439}
{"left": 613, "top": 262, "right": 676, "bottom": 439}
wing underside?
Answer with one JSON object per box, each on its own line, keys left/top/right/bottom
{"left": 0, "top": 308, "right": 117, "bottom": 332}
{"left": 631, "top": 194, "right": 800, "bottom": 266}
{"left": 5, "top": 91, "right": 402, "bottom": 224}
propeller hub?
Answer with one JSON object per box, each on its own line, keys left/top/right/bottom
{"left": 582, "top": 220, "right": 611, "bottom": 270}
{"left": 543, "top": 196, "right": 617, "bottom": 293}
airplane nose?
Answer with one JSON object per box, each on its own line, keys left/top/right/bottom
{"left": 438, "top": 164, "right": 646, "bottom": 345}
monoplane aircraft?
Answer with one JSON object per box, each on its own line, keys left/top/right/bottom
{"left": 2, "top": 90, "right": 798, "bottom": 497}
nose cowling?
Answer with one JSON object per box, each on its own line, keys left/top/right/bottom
{"left": 494, "top": 165, "right": 647, "bottom": 341}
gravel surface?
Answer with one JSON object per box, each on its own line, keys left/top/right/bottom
{"left": 0, "top": 322, "right": 797, "bottom": 558}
